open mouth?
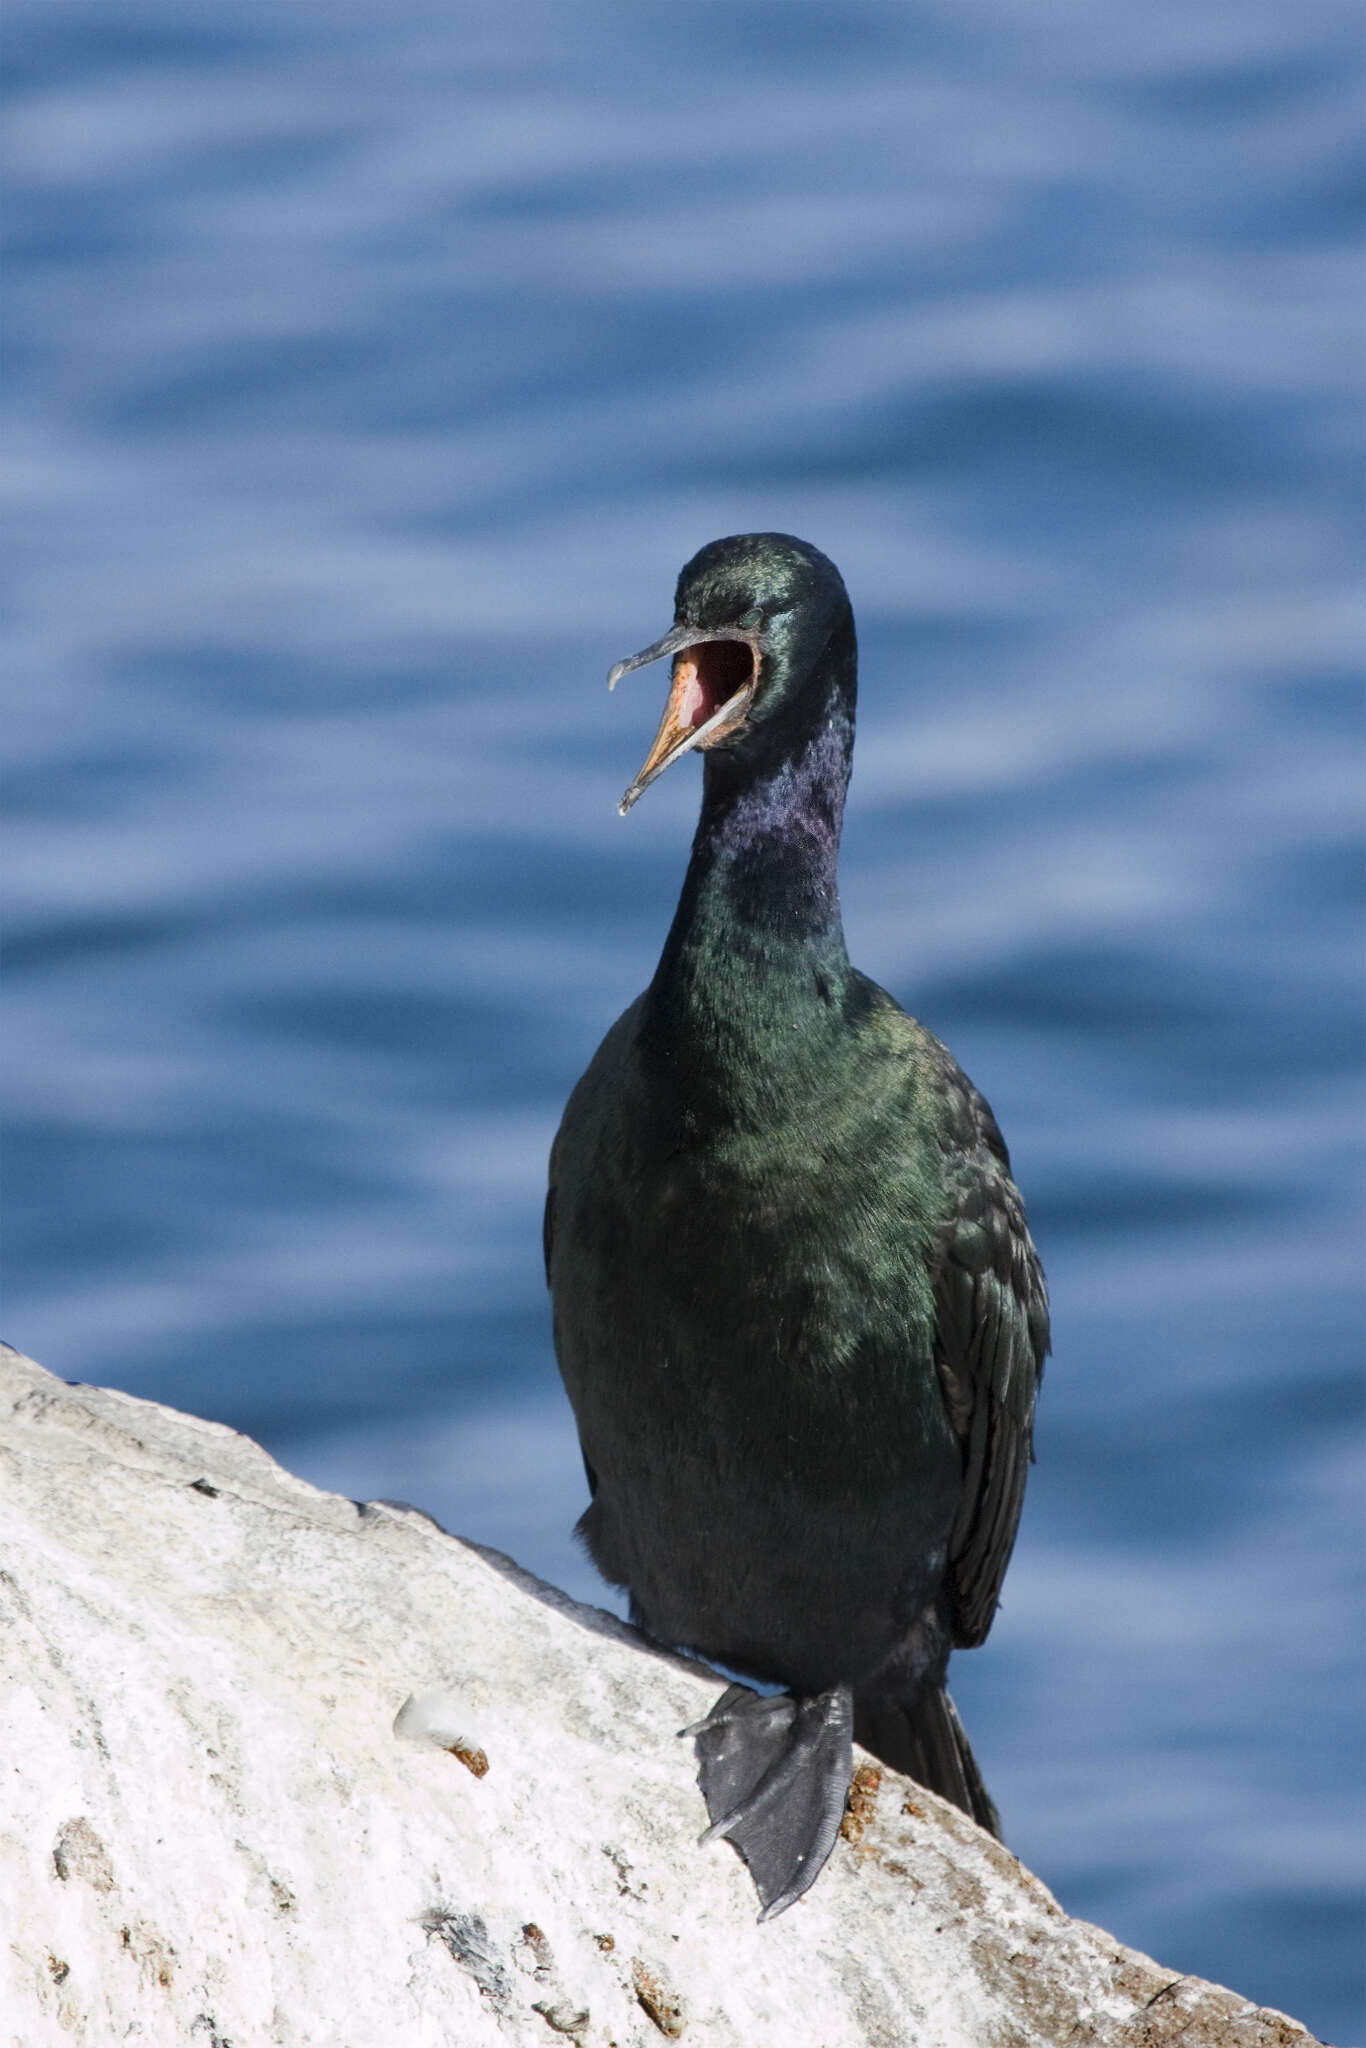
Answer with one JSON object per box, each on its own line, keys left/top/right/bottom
{"left": 615, "top": 635, "right": 758, "bottom": 814}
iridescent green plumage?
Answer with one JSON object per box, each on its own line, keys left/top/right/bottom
{"left": 547, "top": 534, "right": 1048, "bottom": 1915}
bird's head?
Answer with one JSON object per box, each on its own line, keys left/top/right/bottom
{"left": 608, "top": 533, "right": 853, "bottom": 814}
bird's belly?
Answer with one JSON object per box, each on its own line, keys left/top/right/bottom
{"left": 551, "top": 1058, "right": 964, "bottom": 1689}
{"left": 586, "top": 1452, "right": 956, "bottom": 1694}
{"left": 558, "top": 1208, "right": 961, "bottom": 1690}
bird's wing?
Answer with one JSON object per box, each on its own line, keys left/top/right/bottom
{"left": 543, "top": 1117, "right": 564, "bottom": 1286}
{"left": 931, "top": 1074, "right": 1049, "bottom": 1649}
{"left": 543, "top": 1146, "right": 597, "bottom": 1497}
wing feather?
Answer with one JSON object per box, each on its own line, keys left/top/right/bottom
{"left": 932, "top": 1074, "right": 1049, "bottom": 1649}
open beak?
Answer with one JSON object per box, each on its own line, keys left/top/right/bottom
{"left": 608, "top": 624, "right": 760, "bottom": 815}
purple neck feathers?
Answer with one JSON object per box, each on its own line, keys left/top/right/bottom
{"left": 647, "top": 672, "right": 856, "bottom": 1039}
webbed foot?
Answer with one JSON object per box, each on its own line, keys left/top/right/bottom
{"left": 681, "top": 1681, "right": 853, "bottom": 1919}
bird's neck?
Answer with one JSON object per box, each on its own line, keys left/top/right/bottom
{"left": 641, "top": 652, "right": 856, "bottom": 1110}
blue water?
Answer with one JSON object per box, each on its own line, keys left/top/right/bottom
{"left": 4, "top": 1, "right": 1362, "bottom": 2036}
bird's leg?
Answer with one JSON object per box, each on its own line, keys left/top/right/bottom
{"left": 681, "top": 1681, "right": 854, "bottom": 1919}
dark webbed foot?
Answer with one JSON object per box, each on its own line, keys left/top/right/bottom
{"left": 681, "top": 1681, "right": 854, "bottom": 1919}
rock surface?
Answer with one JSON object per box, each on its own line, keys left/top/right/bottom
{"left": 0, "top": 1345, "right": 1321, "bottom": 2048}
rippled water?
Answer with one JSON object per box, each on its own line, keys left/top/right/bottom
{"left": 5, "top": 2, "right": 1363, "bottom": 2036}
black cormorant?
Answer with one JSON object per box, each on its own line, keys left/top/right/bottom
{"left": 545, "top": 533, "right": 1049, "bottom": 1917}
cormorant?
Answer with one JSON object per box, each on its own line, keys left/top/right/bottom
{"left": 545, "top": 534, "right": 1049, "bottom": 1918}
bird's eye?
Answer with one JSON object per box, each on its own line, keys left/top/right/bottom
{"left": 738, "top": 608, "right": 762, "bottom": 629}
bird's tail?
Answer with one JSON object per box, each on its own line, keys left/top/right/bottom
{"left": 853, "top": 1687, "right": 1001, "bottom": 1838}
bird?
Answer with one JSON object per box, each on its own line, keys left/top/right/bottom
{"left": 544, "top": 533, "right": 1048, "bottom": 1919}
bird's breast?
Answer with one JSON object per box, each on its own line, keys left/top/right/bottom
{"left": 552, "top": 1047, "right": 951, "bottom": 1495}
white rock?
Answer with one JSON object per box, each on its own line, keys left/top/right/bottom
{"left": 0, "top": 1345, "right": 1320, "bottom": 2047}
